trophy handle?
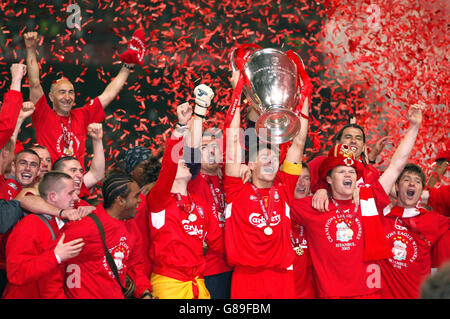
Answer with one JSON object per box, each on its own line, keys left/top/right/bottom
{"left": 230, "top": 47, "right": 238, "bottom": 72}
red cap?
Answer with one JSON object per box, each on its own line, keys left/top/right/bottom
{"left": 319, "top": 144, "right": 363, "bottom": 181}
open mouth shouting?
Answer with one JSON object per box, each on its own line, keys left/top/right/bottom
{"left": 406, "top": 189, "right": 416, "bottom": 199}
{"left": 20, "top": 172, "right": 33, "bottom": 185}
{"left": 342, "top": 179, "right": 353, "bottom": 188}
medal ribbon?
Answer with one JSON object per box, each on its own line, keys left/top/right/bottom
{"left": 202, "top": 174, "right": 226, "bottom": 217}
{"left": 173, "top": 193, "right": 204, "bottom": 219}
{"left": 60, "top": 115, "right": 73, "bottom": 155}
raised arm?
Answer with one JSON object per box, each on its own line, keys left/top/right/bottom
{"left": 83, "top": 123, "right": 105, "bottom": 189}
{"left": 284, "top": 97, "right": 309, "bottom": 165}
{"left": 24, "top": 32, "right": 44, "bottom": 104}
{"left": 19, "top": 195, "right": 83, "bottom": 221}
{"left": 8, "top": 101, "right": 35, "bottom": 151}
{"left": 225, "top": 70, "right": 243, "bottom": 178}
{"left": 97, "top": 65, "right": 133, "bottom": 108}
{"left": 0, "top": 64, "right": 26, "bottom": 149}
{"left": 98, "top": 29, "right": 146, "bottom": 108}
{"left": 378, "top": 104, "right": 423, "bottom": 194}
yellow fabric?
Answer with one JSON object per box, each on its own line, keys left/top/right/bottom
{"left": 281, "top": 161, "right": 302, "bottom": 175}
{"left": 150, "top": 273, "right": 211, "bottom": 299}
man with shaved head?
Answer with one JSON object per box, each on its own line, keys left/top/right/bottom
{"left": 24, "top": 31, "right": 141, "bottom": 168}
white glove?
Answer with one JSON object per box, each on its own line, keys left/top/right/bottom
{"left": 194, "top": 84, "right": 214, "bottom": 117}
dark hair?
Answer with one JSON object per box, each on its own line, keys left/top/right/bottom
{"left": 141, "top": 157, "right": 162, "bottom": 185}
{"left": 396, "top": 163, "right": 426, "bottom": 186}
{"left": 301, "top": 161, "right": 310, "bottom": 173}
{"left": 38, "top": 171, "right": 72, "bottom": 199}
{"left": 14, "top": 149, "right": 41, "bottom": 165}
{"left": 102, "top": 173, "right": 134, "bottom": 209}
{"left": 420, "top": 262, "right": 450, "bottom": 299}
{"left": 52, "top": 156, "right": 78, "bottom": 170}
{"left": 333, "top": 124, "right": 366, "bottom": 144}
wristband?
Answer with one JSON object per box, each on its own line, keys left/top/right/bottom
{"left": 175, "top": 122, "right": 188, "bottom": 128}
{"left": 194, "top": 103, "right": 208, "bottom": 116}
{"left": 193, "top": 111, "right": 206, "bottom": 119}
{"left": 123, "top": 63, "right": 135, "bottom": 70}
{"left": 368, "top": 160, "right": 376, "bottom": 164}
{"left": 141, "top": 291, "right": 153, "bottom": 298}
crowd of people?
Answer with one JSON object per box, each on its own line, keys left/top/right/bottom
{"left": 0, "top": 30, "right": 448, "bottom": 300}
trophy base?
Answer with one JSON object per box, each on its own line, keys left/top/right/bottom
{"left": 255, "top": 108, "right": 301, "bottom": 144}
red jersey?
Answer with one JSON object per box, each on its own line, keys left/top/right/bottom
{"left": 188, "top": 173, "right": 231, "bottom": 276}
{"left": 427, "top": 185, "right": 450, "bottom": 217}
{"left": 378, "top": 209, "right": 450, "bottom": 299}
{"left": 291, "top": 223, "right": 317, "bottom": 298}
{"left": 31, "top": 95, "right": 105, "bottom": 168}
{"left": 3, "top": 214, "right": 65, "bottom": 299}
{"left": 0, "top": 90, "right": 23, "bottom": 150}
{"left": 146, "top": 137, "right": 224, "bottom": 282}
{"left": 291, "top": 181, "right": 388, "bottom": 298}
{"left": 62, "top": 206, "right": 151, "bottom": 299}
{"left": 223, "top": 169, "right": 297, "bottom": 271}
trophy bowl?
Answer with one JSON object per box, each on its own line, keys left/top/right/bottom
{"left": 234, "top": 47, "right": 302, "bottom": 144}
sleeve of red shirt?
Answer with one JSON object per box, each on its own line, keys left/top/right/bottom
{"left": 274, "top": 166, "right": 301, "bottom": 205}
{"left": 126, "top": 221, "right": 152, "bottom": 298}
{"left": 5, "top": 216, "right": 59, "bottom": 286}
{"left": 428, "top": 185, "right": 450, "bottom": 217}
{"left": 223, "top": 175, "right": 245, "bottom": 204}
{"left": 431, "top": 229, "right": 450, "bottom": 268}
{"left": 308, "top": 156, "right": 327, "bottom": 194}
{"left": 147, "top": 136, "right": 183, "bottom": 212}
{"left": 30, "top": 94, "right": 49, "bottom": 131}
{"left": 0, "top": 90, "right": 23, "bottom": 150}
{"left": 79, "top": 97, "right": 106, "bottom": 126}
{"left": 133, "top": 197, "right": 152, "bottom": 277}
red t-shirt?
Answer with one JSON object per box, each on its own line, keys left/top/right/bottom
{"left": 291, "top": 223, "right": 317, "bottom": 298}
{"left": 62, "top": 206, "right": 151, "bottom": 299}
{"left": 133, "top": 194, "right": 152, "bottom": 277}
{"left": 3, "top": 214, "right": 65, "bottom": 299}
{"left": 31, "top": 95, "right": 105, "bottom": 168}
{"left": 427, "top": 185, "right": 450, "bottom": 217}
{"left": 378, "top": 210, "right": 450, "bottom": 299}
{"left": 0, "top": 90, "right": 23, "bottom": 150}
{"left": 223, "top": 169, "right": 297, "bottom": 271}
{"left": 148, "top": 192, "right": 224, "bottom": 282}
{"left": 146, "top": 136, "right": 224, "bottom": 282}
{"left": 188, "top": 173, "right": 232, "bottom": 276}
{"left": 291, "top": 181, "right": 388, "bottom": 298}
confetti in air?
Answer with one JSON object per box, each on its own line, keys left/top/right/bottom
{"left": 0, "top": 0, "right": 448, "bottom": 201}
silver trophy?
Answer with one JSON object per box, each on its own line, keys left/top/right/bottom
{"left": 231, "top": 48, "right": 303, "bottom": 144}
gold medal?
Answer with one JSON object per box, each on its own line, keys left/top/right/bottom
{"left": 295, "top": 246, "right": 304, "bottom": 256}
{"left": 264, "top": 226, "right": 273, "bottom": 236}
{"left": 188, "top": 213, "right": 197, "bottom": 222}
